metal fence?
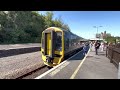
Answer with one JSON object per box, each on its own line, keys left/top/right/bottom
{"left": 106, "top": 45, "right": 120, "bottom": 68}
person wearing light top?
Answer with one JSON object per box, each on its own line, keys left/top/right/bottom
{"left": 100, "top": 42, "right": 104, "bottom": 51}
{"left": 90, "top": 41, "right": 93, "bottom": 51}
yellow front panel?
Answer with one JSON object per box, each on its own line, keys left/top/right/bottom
{"left": 55, "top": 51, "right": 62, "bottom": 55}
{"left": 41, "top": 27, "right": 65, "bottom": 67}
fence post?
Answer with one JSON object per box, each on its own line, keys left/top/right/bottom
{"left": 118, "top": 62, "right": 120, "bottom": 79}
{"left": 106, "top": 46, "right": 108, "bottom": 57}
{"left": 110, "top": 47, "right": 113, "bottom": 63}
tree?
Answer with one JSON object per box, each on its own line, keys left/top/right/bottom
{"left": 62, "top": 24, "right": 70, "bottom": 31}
{"left": 0, "top": 11, "right": 70, "bottom": 44}
{"left": 43, "top": 11, "right": 54, "bottom": 28}
{"left": 43, "top": 12, "right": 71, "bottom": 31}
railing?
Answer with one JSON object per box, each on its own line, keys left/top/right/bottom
{"left": 106, "top": 45, "right": 120, "bottom": 68}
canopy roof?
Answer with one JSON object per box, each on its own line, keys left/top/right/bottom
{"left": 89, "top": 38, "right": 103, "bottom": 41}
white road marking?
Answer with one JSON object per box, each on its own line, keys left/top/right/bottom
{"left": 35, "top": 60, "right": 68, "bottom": 79}
{"left": 70, "top": 48, "right": 90, "bottom": 79}
{"left": 49, "top": 61, "right": 70, "bottom": 77}
{"left": 35, "top": 49, "right": 83, "bottom": 79}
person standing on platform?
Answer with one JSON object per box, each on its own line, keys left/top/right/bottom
{"left": 101, "top": 42, "right": 104, "bottom": 51}
{"left": 83, "top": 43, "right": 87, "bottom": 55}
{"left": 90, "top": 41, "right": 93, "bottom": 51}
{"left": 95, "top": 40, "right": 99, "bottom": 55}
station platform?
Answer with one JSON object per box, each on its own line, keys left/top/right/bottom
{"left": 0, "top": 43, "right": 40, "bottom": 50}
{"left": 35, "top": 46, "right": 118, "bottom": 79}
{"left": 0, "top": 43, "right": 40, "bottom": 58}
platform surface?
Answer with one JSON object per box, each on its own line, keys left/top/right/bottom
{"left": 36, "top": 46, "right": 118, "bottom": 79}
{"left": 0, "top": 43, "right": 40, "bottom": 50}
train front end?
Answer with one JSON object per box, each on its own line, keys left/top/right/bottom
{"left": 41, "top": 27, "right": 64, "bottom": 67}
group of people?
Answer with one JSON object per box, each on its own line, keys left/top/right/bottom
{"left": 82, "top": 40, "right": 112, "bottom": 55}
{"left": 90, "top": 40, "right": 107, "bottom": 55}
{"left": 82, "top": 40, "right": 110, "bottom": 56}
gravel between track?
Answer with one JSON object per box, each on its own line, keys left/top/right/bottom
{"left": 0, "top": 51, "right": 43, "bottom": 79}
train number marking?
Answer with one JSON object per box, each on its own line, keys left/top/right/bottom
{"left": 49, "top": 61, "right": 70, "bottom": 77}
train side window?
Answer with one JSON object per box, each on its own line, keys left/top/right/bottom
{"left": 55, "top": 32, "right": 62, "bottom": 51}
{"left": 66, "top": 39, "right": 69, "bottom": 47}
{"left": 64, "top": 32, "right": 70, "bottom": 51}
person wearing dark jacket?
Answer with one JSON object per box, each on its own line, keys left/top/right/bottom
{"left": 95, "top": 40, "right": 100, "bottom": 55}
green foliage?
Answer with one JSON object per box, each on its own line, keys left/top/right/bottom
{"left": 0, "top": 11, "right": 70, "bottom": 44}
{"left": 105, "top": 36, "right": 120, "bottom": 44}
{"left": 105, "top": 36, "right": 115, "bottom": 43}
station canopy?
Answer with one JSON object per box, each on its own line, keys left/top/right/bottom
{"left": 89, "top": 38, "right": 103, "bottom": 41}
{"left": 80, "top": 38, "right": 89, "bottom": 42}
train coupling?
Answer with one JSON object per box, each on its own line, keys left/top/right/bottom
{"left": 46, "top": 56, "right": 54, "bottom": 64}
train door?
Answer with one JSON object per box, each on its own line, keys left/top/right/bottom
{"left": 46, "top": 33, "right": 51, "bottom": 55}
{"left": 42, "top": 30, "right": 56, "bottom": 64}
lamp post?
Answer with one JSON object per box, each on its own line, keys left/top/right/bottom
{"left": 93, "top": 26, "right": 103, "bottom": 39}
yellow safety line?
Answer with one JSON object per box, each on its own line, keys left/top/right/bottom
{"left": 70, "top": 48, "right": 90, "bottom": 79}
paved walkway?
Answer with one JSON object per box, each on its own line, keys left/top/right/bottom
{"left": 74, "top": 50, "right": 118, "bottom": 79}
{"left": 35, "top": 46, "right": 118, "bottom": 79}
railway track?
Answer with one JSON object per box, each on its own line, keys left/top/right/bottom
{"left": 16, "top": 65, "right": 49, "bottom": 79}
{"left": 16, "top": 47, "right": 84, "bottom": 79}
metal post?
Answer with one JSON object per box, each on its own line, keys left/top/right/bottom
{"left": 93, "top": 26, "right": 103, "bottom": 39}
{"left": 97, "top": 27, "right": 98, "bottom": 34}
{"left": 118, "top": 62, "right": 120, "bottom": 79}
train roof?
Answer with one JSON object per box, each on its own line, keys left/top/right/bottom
{"left": 48, "top": 27, "right": 84, "bottom": 39}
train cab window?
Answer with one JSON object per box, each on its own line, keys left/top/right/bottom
{"left": 55, "top": 32, "right": 62, "bottom": 51}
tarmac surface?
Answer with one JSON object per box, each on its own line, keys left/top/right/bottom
{"left": 74, "top": 51, "right": 117, "bottom": 79}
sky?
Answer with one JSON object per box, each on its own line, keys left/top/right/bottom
{"left": 39, "top": 11, "right": 120, "bottom": 39}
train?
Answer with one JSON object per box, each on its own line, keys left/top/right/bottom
{"left": 41, "top": 27, "right": 85, "bottom": 67}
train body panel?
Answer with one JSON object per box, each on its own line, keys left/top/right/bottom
{"left": 41, "top": 27, "right": 83, "bottom": 67}
{"left": 63, "top": 30, "right": 83, "bottom": 56}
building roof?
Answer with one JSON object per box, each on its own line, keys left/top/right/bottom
{"left": 89, "top": 38, "right": 103, "bottom": 41}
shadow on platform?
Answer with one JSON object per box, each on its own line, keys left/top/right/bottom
{"left": 68, "top": 46, "right": 90, "bottom": 61}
